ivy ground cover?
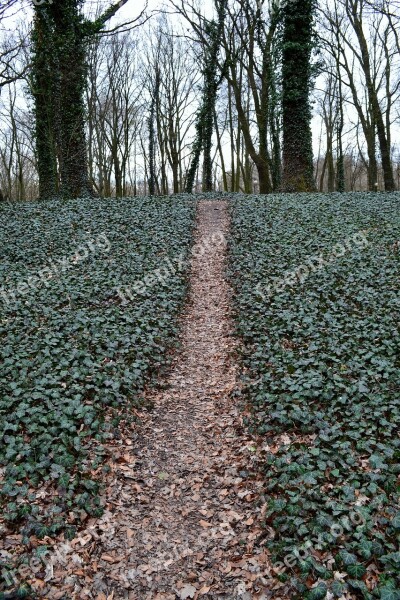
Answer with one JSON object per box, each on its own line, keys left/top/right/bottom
{"left": 0, "top": 195, "right": 196, "bottom": 543}
{"left": 229, "top": 193, "right": 400, "bottom": 599}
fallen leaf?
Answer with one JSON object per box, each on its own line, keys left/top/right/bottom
{"left": 199, "top": 520, "right": 212, "bottom": 528}
{"left": 179, "top": 584, "right": 197, "bottom": 599}
{"left": 100, "top": 554, "right": 117, "bottom": 563}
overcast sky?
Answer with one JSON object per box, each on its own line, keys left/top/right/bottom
{"left": 3, "top": 0, "right": 399, "bottom": 159}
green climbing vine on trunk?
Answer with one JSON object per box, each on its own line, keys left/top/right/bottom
{"left": 280, "top": 0, "right": 317, "bottom": 192}
{"left": 186, "top": 0, "right": 227, "bottom": 194}
{"left": 31, "top": 0, "right": 137, "bottom": 200}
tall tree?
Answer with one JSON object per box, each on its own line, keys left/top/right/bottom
{"left": 281, "top": 0, "right": 316, "bottom": 191}
{"left": 345, "top": 0, "right": 395, "bottom": 191}
{"left": 221, "top": 0, "right": 281, "bottom": 194}
{"left": 317, "top": 70, "right": 338, "bottom": 192}
{"left": 31, "top": 0, "right": 145, "bottom": 199}
{"left": 32, "top": 8, "right": 58, "bottom": 199}
{"left": 321, "top": 0, "right": 399, "bottom": 191}
{"left": 185, "top": 0, "right": 227, "bottom": 193}
{"left": 148, "top": 67, "right": 160, "bottom": 196}
{"left": 335, "top": 28, "right": 345, "bottom": 192}
{"left": 51, "top": 0, "right": 91, "bottom": 198}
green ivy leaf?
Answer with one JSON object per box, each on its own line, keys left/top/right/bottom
{"left": 346, "top": 563, "right": 366, "bottom": 579}
{"left": 306, "top": 583, "right": 327, "bottom": 599}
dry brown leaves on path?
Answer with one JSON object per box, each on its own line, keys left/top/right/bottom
{"left": 23, "top": 201, "right": 289, "bottom": 600}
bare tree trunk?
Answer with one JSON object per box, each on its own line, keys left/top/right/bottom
{"left": 347, "top": 0, "right": 395, "bottom": 191}
{"left": 214, "top": 108, "right": 228, "bottom": 191}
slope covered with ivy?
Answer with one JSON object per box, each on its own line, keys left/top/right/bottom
{"left": 229, "top": 193, "right": 400, "bottom": 599}
{"left": 0, "top": 196, "right": 196, "bottom": 539}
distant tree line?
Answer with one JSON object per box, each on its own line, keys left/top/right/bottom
{"left": 0, "top": 0, "right": 399, "bottom": 200}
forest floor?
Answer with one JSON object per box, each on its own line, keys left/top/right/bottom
{"left": 39, "top": 201, "right": 283, "bottom": 600}
{"left": 2, "top": 193, "right": 398, "bottom": 600}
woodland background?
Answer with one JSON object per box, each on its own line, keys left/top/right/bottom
{"left": 0, "top": 0, "right": 399, "bottom": 202}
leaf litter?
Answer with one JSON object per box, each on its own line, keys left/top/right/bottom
{"left": 0, "top": 199, "right": 365, "bottom": 600}
{"left": 10, "top": 200, "right": 291, "bottom": 600}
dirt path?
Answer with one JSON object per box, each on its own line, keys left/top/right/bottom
{"left": 42, "top": 201, "right": 276, "bottom": 600}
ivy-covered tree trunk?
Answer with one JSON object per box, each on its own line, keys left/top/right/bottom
{"left": 50, "top": 0, "right": 92, "bottom": 198}
{"left": 32, "top": 8, "right": 58, "bottom": 199}
{"left": 186, "top": 0, "right": 227, "bottom": 194}
{"left": 185, "top": 119, "right": 203, "bottom": 193}
{"left": 281, "top": 0, "right": 316, "bottom": 192}
{"left": 202, "top": 100, "right": 215, "bottom": 192}
{"left": 32, "top": 0, "right": 131, "bottom": 199}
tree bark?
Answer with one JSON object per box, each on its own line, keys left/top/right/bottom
{"left": 281, "top": 0, "right": 316, "bottom": 192}
{"left": 49, "top": 0, "right": 92, "bottom": 198}
{"left": 186, "top": 0, "right": 227, "bottom": 193}
{"left": 32, "top": 9, "right": 58, "bottom": 199}
{"left": 347, "top": 0, "right": 395, "bottom": 191}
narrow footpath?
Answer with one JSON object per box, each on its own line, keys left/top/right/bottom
{"left": 42, "top": 201, "right": 280, "bottom": 600}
